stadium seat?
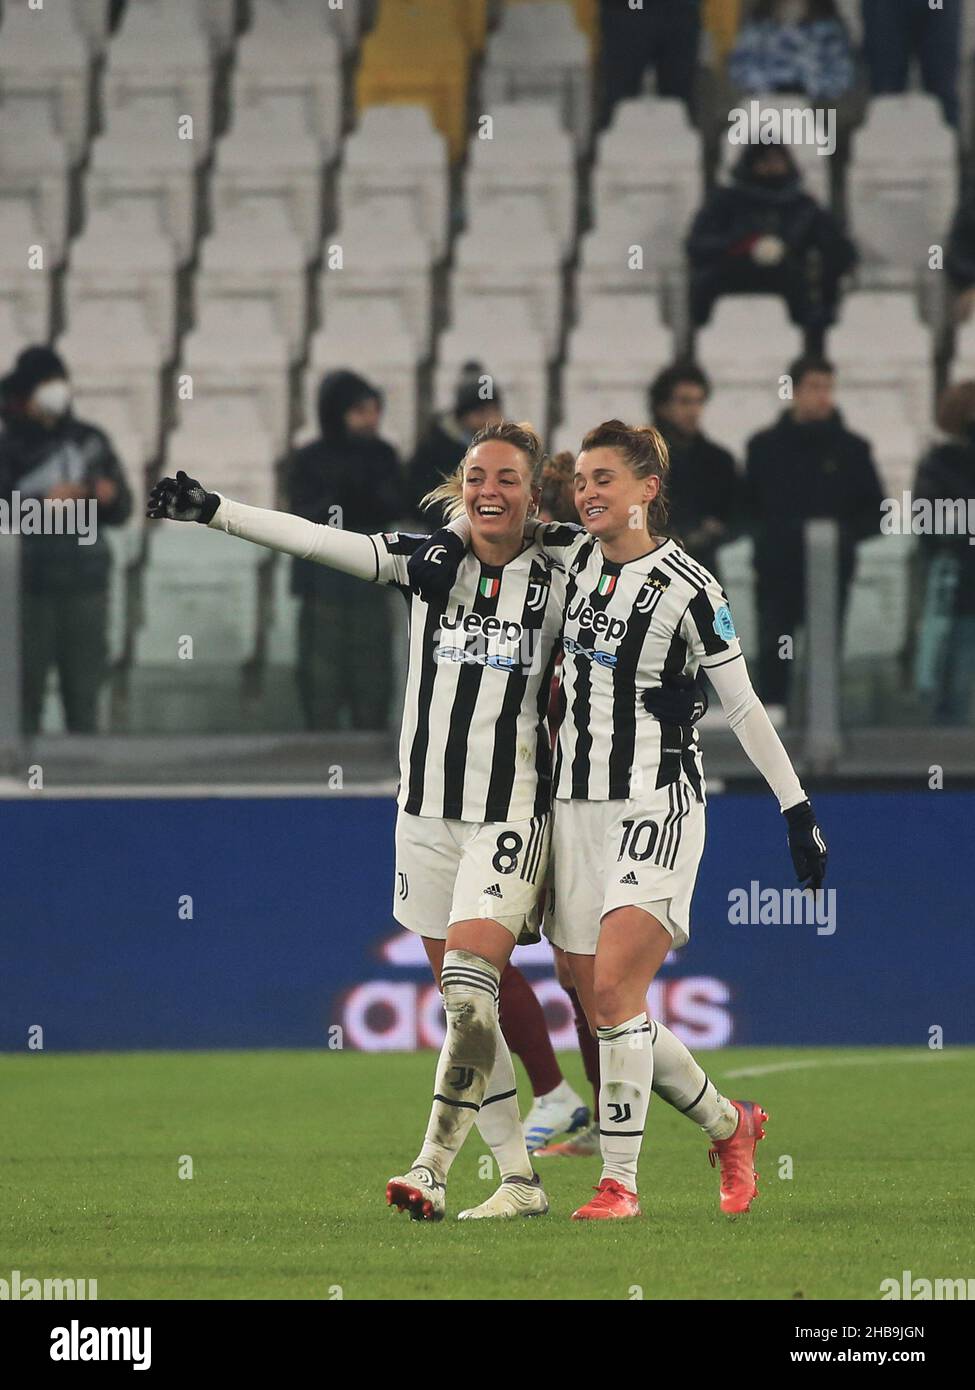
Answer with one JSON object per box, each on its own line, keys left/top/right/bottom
{"left": 591, "top": 99, "right": 702, "bottom": 277}
{"left": 563, "top": 297, "right": 675, "bottom": 422}
{"left": 357, "top": 4, "right": 471, "bottom": 161}
{"left": 0, "top": 102, "right": 71, "bottom": 264}
{"left": 167, "top": 395, "right": 278, "bottom": 512}
{"left": 66, "top": 202, "right": 180, "bottom": 357}
{"left": 338, "top": 106, "right": 450, "bottom": 259}
{"left": 464, "top": 102, "right": 577, "bottom": 253}
{"left": 248, "top": 0, "right": 364, "bottom": 55}
{"left": 86, "top": 107, "right": 201, "bottom": 261}
{"left": 103, "top": 1, "right": 215, "bottom": 154}
{"left": 70, "top": 381, "right": 155, "bottom": 481}
{"left": 481, "top": 1, "right": 593, "bottom": 150}
{"left": 0, "top": 297, "right": 33, "bottom": 368}
{"left": 844, "top": 535, "right": 914, "bottom": 660}
{"left": 125, "top": 0, "right": 239, "bottom": 54}
{"left": 435, "top": 299, "right": 550, "bottom": 434}
{"left": 196, "top": 202, "right": 310, "bottom": 358}
{"left": 182, "top": 299, "right": 292, "bottom": 451}
{"left": 0, "top": 200, "right": 53, "bottom": 341}
{"left": 827, "top": 292, "right": 934, "bottom": 491}
{"left": 138, "top": 523, "right": 260, "bottom": 665}
{"left": 451, "top": 198, "right": 565, "bottom": 358}
{"left": 234, "top": 14, "right": 343, "bottom": 162}
{"left": 212, "top": 102, "right": 325, "bottom": 259}
{"left": 696, "top": 297, "right": 803, "bottom": 383}
{"left": 576, "top": 203, "right": 671, "bottom": 304}
{"left": 0, "top": 1, "right": 92, "bottom": 161}
{"left": 848, "top": 96, "right": 956, "bottom": 285}
{"left": 319, "top": 206, "right": 435, "bottom": 356}
{"left": 58, "top": 299, "right": 167, "bottom": 454}
{"left": 302, "top": 299, "right": 419, "bottom": 455}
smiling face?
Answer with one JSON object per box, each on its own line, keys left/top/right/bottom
{"left": 463, "top": 439, "right": 538, "bottom": 547}
{"left": 574, "top": 446, "right": 660, "bottom": 542}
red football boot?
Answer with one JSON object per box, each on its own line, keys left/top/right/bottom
{"left": 708, "top": 1099, "right": 768, "bottom": 1214}
{"left": 571, "top": 1178, "right": 641, "bottom": 1220}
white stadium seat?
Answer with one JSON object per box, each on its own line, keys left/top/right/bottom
{"left": 182, "top": 299, "right": 292, "bottom": 452}
{"left": 451, "top": 198, "right": 565, "bottom": 358}
{"left": 464, "top": 103, "right": 577, "bottom": 253}
{"left": 563, "top": 297, "right": 674, "bottom": 422}
{"left": 58, "top": 299, "right": 167, "bottom": 453}
{"left": 234, "top": 16, "right": 343, "bottom": 161}
{"left": 0, "top": 1, "right": 92, "bottom": 160}
{"left": 319, "top": 206, "right": 435, "bottom": 356}
{"left": 303, "top": 299, "right": 419, "bottom": 455}
{"left": 592, "top": 99, "right": 703, "bottom": 277}
{"left": 339, "top": 106, "right": 450, "bottom": 259}
{"left": 103, "top": 1, "right": 215, "bottom": 153}
{"left": 435, "top": 299, "right": 549, "bottom": 435}
{"left": 212, "top": 101, "right": 325, "bottom": 259}
{"left": 66, "top": 203, "right": 180, "bottom": 357}
{"left": 138, "top": 524, "right": 260, "bottom": 665}
{"left": 848, "top": 96, "right": 956, "bottom": 285}
{"left": 0, "top": 102, "right": 71, "bottom": 263}
{"left": 168, "top": 395, "right": 278, "bottom": 512}
{"left": 696, "top": 297, "right": 803, "bottom": 383}
{"left": 0, "top": 199, "right": 53, "bottom": 341}
{"left": 87, "top": 107, "right": 201, "bottom": 260}
{"left": 481, "top": 1, "right": 592, "bottom": 150}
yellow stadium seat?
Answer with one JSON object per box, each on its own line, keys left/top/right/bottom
{"left": 358, "top": 7, "right": 471, "bottom": 159}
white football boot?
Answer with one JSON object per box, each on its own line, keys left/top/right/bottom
{"left": 386, "top": 1165, "right": 447, "bottom": 1222}
{"left": 457, "top": 1172, "right": 549, "bottom": 1220}
{"left": 522, "top": 1081, "right": 590, "bottom": 1154}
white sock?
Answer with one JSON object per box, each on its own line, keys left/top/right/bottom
{"left": 650, "top": 1018, "right": 738, "bottom": 1140}
{"left": 475, "top": 1023, "right": 533, "bottom": 1181}
{"left": 597, "top": 1011, "right": 653, "bottom": 1192}
{"left": 414, "top": 950, "right": 499, "bottom": 1181}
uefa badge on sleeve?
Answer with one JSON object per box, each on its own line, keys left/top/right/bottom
{"left": 713, "top": 604, "right": 737, "bottom": 641}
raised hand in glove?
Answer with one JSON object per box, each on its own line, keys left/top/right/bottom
{"left": 407, "top": 527, "right": 467, "bottom": 604}
{"left": 146, "top": 471, "right": 220, "bottom": 525}
{"left": 641, "top": 673, "right": 709, "bottom": 726}
{"left": 784, "top": 799, "right": 828, "bottom": 890}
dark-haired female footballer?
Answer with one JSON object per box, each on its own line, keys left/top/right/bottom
{"left": 409, "top": 420, "right": 828, "bottom": 1220}
{"left": 146, "top": 422, "right": 570, "bottom": 1222}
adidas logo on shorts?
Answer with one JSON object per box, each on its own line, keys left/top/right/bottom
{"left": 619, "top": 871, "right": 639, "bottom": 885}
{"left": 482, "top": 883, "right": 504, "bottom": 898}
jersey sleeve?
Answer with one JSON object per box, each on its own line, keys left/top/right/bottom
{"left": 524, "top": 519, "right": 588, "bottom": 569}
{"left": 370, "top": 531, "right": 429, "bottom": 589}
{"left": 680, "top": 576, "right": 744, "bottom": 671}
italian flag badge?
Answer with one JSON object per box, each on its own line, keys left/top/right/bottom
{"left": 597, "top": 574, "right": 617, "bottom": 597}
{"left": 479, "top": 577, "right": 500, "bottom": 598}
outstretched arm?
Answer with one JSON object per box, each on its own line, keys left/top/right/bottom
{"left": 147, "top": 471, "right": 382, "bottom": 581}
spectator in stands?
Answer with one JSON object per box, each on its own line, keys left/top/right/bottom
{"left": 598, "top": 0, "right": 702, "bottom": 124}
{"left": 862, "top": 0, "right": 961, "bottom": 128}
{"left": 406, "top": 361, "right": 503, "bottom": 528}
{"left": 743, "top": 355, "right": 884, "bottom": 712}
{"left": 728, "top": 0, "right": 855, "bottom": 100}
{"left": 649, "top": 362, "right": 738, "bottom": 578}
{"left": 288, "top": 370, "right": 405, "bottom": 732}
{"left": 946, "top": 179, "right": 975, "bottom": 324}
{"left": 913, "top": 382, "right": 975, "bottom": 724}
{"left": 687, "top": 142, "right": 857, "bottom": 344}
{"left": 0, "top": 346, "right": 132, "bottom": 735}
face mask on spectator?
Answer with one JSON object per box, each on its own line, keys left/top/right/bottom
{"left": 31, "top": 379, "right": 72, "bottom": 417}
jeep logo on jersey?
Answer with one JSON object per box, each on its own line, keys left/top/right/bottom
{"left": 440, "top": 608, "right": 524, "bottom": 645}
{"left": 566, "top": 594, "right": 628, "bottom": 642}
{"left": 634, "top": 569, "right": 671, "bottom": 613}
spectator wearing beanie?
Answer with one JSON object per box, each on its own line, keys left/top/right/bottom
{"left": 649, "top": 362, "right": 738, "bottom": 579}
{"left": 0, "top": 345, "right": 132, "bottom": 734}
{"left": 287, "top": 369, "right": 406, "bottom": 732}
{"left": 406, "top": 361, "right": 503, "bottom": 528}
{"left": 687, "top": 142, "right": 856, "bottom": 342}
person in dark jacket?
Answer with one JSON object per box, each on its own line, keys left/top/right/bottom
{"left": 913, "top": 381, "right": 975, "bottom": 724}
{"left": 598, "top": 0, "right": 701, "bottom": 124}
{"left": 0, "top": 345, "right": 132, "bottom": 734}
{"left": 743, "top": 355, "right": 884, "bottom": 709}
{"left": 406, "top": 361, "right": 503, "bottom": 528}
{"left": 687, "top": 143, "right": 857, "bottom": 342}
{"left": 288, "top": 369, "right": 405, "bottom": 731}
{"left": 649, "top": 361, "right": 738, "bottom": 578}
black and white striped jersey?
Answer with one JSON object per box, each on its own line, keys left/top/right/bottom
{"left": 372, "top": 532, "right": 566, "bottom": 823}
{"left": 531, "top": 523, "right": 743, "bottom": 803}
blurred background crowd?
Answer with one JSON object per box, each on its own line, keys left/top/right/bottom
{"left": 1, "top": 0, "right": 974, "bottom": 741}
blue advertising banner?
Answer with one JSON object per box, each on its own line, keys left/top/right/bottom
{"left": 0, "top": 791, "right": 969, "bottom": 1052}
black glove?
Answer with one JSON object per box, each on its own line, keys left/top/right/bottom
{"left": 641, "top": 674, "right": 709, "bottom": 725}
{"left": 146, "top": 470, "right": 220, "bottom": 524}
{"left": 784, "top": 799, "right": 827, "bottom": 890}
{"left": 407, "top": 527, "right": 466, "bottom": 603}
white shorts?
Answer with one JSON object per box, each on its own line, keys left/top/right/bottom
{"left": 545, "top": 781, "right": 705, "bottom": 955}
{"left": 393, "top": 810, "right": 551, "bottom": 942}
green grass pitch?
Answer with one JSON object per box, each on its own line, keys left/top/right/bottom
{"left": 3, "top": 1047, "right": 972, "bottom": 1301}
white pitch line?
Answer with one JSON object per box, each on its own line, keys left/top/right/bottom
{"left": 725, "top": 1052, "right": 971, "bottom": 1078}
